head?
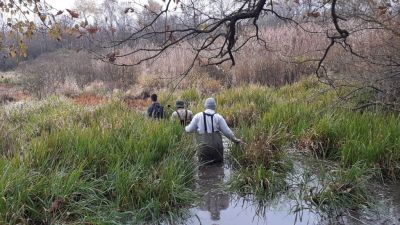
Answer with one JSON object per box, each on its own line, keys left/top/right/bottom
{"left": 176, "top": 100, "right": 185, "bottom": 109}
{"left": 204, "top": 97, "right": 216, "bottom": 110}
{"left": 150, "top": 94, "right": 158, "bottom": 102}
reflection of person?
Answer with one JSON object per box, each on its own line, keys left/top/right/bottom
{"left": 185, "top": 98, "right": 242, "bottom": 163}
{"left": 197, "top": 163, "right": 229, "bottom": 221}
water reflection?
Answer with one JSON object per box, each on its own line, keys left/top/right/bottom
{"left": 197, "top": 163, "right": 229, "bottom": 221}
{"left": 191, "top": 161, "right": 319, "bottom": 225}
{"left": 185, "top": 142, "right": 400, "bottom": 225}
{"left": 187, "top": 159, "right": 400, "bottom": 225}
{"left": 390, "top": 184, "right": 400, "bottom": 221}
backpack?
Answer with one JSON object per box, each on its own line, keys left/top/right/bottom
{"left": 176, "top": 109, "right": 190, "bottom": 126}
{"left": 151, "top": 103, "right": 164, "bottom": 119}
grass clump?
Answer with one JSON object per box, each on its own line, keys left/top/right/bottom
{"left": 298, "top": 111, "right": 400, "bottom": 179}
{"left": 229, "top": 164, "right": 289, "bottom": 198}
{"left": 228, "top": 124, "right": 292, "bottom": 198}
{"left": 216, "top": 85, "right": 272, "bottom": 126}
{"left": 0, "top": 99, "right": 196, "bottom": 224}
{"left": 305, "top": 162, "right": 373, "bottom": 213}
{"left": 180, "top": 88, "right": 201, "bottom": 104}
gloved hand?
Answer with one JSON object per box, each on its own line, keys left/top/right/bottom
{"left": 234, "top": 139, "right": 246, "bottom": 145}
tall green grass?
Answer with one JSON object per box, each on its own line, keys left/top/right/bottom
{"left": 0, "top": 99, "right": 196, "bottom": 224}
{"left": 159, "top": 78, "right": 400, "bottom": 202}
{"left": 311, "top": 111, "right": 400, "bottom": 178}
{"left": 2, "top": 77, "right": 398, "bottom": 223}
{"left": 213, "top": 78, "right": 400, "bottom": 180}
{"left": 211, "top": 79, "right": 398, "bottom": 213}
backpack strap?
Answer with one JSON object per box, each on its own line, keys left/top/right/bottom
{"left": 211, "top": 114, "right": 214, "bottom": 133}
{"left": 185, "top": 109, "right": 188, "bottom": 123}
{"left": 203, "top": 112, "right": 207, "bottom": 133}
{"left": 176, "top": 110, "right": 187, "bottom": 120}
{"left": 177, "top": 110, "right": 186, "bottom": 125}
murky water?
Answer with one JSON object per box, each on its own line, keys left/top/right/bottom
{"left": 187, "top": 162, "right": 321, "bottom": 225}
{"left": 182, "top": 143, "right": 400, "bottom": 225}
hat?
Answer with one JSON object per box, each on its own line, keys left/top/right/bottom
{"left": 176, "top": 100, "right": 185, "bottom": 108}
{"left": 204, "top": 98, "right": 216, "bottom": 110}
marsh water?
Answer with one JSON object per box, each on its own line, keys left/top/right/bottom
{"left": 181, "top": 142, "right": 400, "bottom": 225}
{"left": 187, "top": 162, "right": 321, "bottom": 225}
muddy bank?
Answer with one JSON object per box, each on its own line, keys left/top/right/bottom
{"left": 0, "top": 83, "right": 29, "bottom": 104}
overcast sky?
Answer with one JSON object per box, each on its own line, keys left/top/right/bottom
{"left": 46, "top": 0, "right": 106, "bottom": 10}
{"left": 46, "top": 0, "right": 76, "bottom": 9}
{"left": 45, "top": 0, "right": 149, "bottom": 10}
{"left": 46, "top": 0, "right": 167, "bottom": 10}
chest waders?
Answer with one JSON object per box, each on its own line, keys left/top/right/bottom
{"left": 196, "top": 112, "right": 224, "bottom": 163}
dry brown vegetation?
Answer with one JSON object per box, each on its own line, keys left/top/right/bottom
{"left": 16, "top": 50, "right": 137, "bottom": 99}
{"left": 2, "top": 21, "right": 397, "bottom": 111}
{"left": 72, "top": 93, "right": 107, "bottom": 106}
{"left": 8, "top": 25, "right": 317, "bottom": 99}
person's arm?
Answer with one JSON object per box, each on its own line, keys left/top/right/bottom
{"left": 218, "top": 115, "right": 240, "bottom": 143}
{"left": 185, "top": 114, "right": 198, "bottom": 133}
{"left": 171, "top": 111, "right": 178, "bottom": 120}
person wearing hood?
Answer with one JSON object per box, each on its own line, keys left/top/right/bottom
{"left": 185, "top": 97, "right": 243, "bottom": 163}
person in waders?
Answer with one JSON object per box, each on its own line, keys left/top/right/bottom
{"left": 185, "top": 98, "right": 243, "bottom": 163}
{"left": 171, "top": 100, "right": 193, "bottom": 126}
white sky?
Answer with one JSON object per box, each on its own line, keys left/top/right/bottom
{"left": 45, "top": 0, "right": 108, "bottom": 10}
{"left": 46, "top": 0, "right": 170, "bottom": 10}
{"left": 45, "top": 0, "right": 76, "bottom": 10}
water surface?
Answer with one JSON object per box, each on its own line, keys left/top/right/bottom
{"left": 184, "top": 147, "right": 400, "bottom": 225}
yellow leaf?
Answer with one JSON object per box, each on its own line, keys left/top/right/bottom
{"left": 39, "top": 14, "right": 47, "bottom": 22}
{"left": 19, "top": 41, "right": 28, "bottom": 58}
{"left": 48, "top": 24, "right": 62, "bottom": 41}
{"left": 9, "top": 50, "right": 17, "bottom": 58}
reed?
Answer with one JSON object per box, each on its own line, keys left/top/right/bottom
{"left": 0, "top": 99, "right": 196, "bottom": 224}
{"left": 2, "top": 77, "right": 399, "bottom": 223}
{"left": 214, "top": 81, "right": 391, "bottom": 212}
{"left": 214, "top": 77, "right": 400, "bottom": 202}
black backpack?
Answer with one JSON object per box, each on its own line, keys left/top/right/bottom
{"left": 151, "top": 103, "right": 164, "bottom": 119}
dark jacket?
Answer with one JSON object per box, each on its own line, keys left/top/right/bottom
{"left": 147, "top": 102, "right": 164, "bottom": 118}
